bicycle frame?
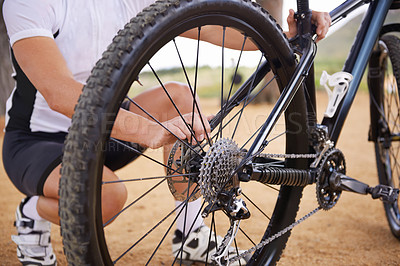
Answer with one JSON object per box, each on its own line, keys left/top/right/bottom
{"left": 324, "top": 0, "right": 394, "bottom": 142}
{"left": 244, "top": 0, "right": 395, "bottom": 163}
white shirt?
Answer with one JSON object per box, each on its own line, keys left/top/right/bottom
{"left": 3, "top": 0, "right": 155, "bottom": 132}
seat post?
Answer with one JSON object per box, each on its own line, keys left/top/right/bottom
{"left": 297, "top": 0, "right": 310, "bottom": 14}
{"left": 296, "top": 0, "right": 313, "bottom": 38}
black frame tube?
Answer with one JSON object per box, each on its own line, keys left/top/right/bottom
{"left": 245, "top": 39, "right": 317, "bottom": 160}
{"left": 322, "top": 0, "right": 393, "bottom": 142}
{"left": 244, "top": 0, "right": 393, "bottom": 163}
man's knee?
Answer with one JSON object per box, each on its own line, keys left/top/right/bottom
{"left": 164, "top": 82, "right": 194, "bottom": 111}
{"left": 102, "top": 182, "right": 127, "bottom": 223}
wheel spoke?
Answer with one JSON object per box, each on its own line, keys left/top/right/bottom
{"left": 240, "top": 123, "right": 264, "bottom": 151}
{"left": 125, "top": 97, "right": 202, "bottom": 157}
{"left": 109, "top": 138, "right": 180, "bottom": 173}
{"left": 104, "top": 178, "right": 166, "bottom": 227}
{"left": 233, "top": 239, "right": 242, "bottom": 266}
{"left": 172, "top": 199, "right": 207, "bottom": 265}
{"left": 102, "top": 173, "right": 196, "bottom": 184}
{"left": 218, "top": 27, "right": 226, "bottom": 139}
{"left": 242, "top": 192, "right": 272, "bottom": 220}
{"left": 206, "top": 213, "right": 217, "bottom": 263}
{"left": 239, "top": 227, "right": 257, "bottom": 246}
{"left": 146, "top": 63, "right": 205, "bottom": 150}
{"left": 172, "top": 36, "right": 212, "bottom": 147}
{"left": 211, "top": 72, "right": 277, "bottom": 146}
{"left": 191, "top": 28, "right": 201, "bottom": 135}
{"left": 231, "top": 54, "right": 264, "bottom": 140}
{"left": 172, "top": 38, "right": 193, "bottom": 93}
{"left": 224, "top": 35, "right": 247, "bottom": 137}
{"left": 115, "top": 186, "right": 201, "bottom": 263}
{"left": 148, "top": 186, "right": 202, "bottom": 265}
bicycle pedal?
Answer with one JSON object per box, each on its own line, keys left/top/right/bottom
{"left": 368, "top": 185, "right": 399, "bottom": 203}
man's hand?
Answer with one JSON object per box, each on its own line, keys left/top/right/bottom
{"left": 145, "top": 112, "right": 211, "bottom": 149}
{"left": 286, "top": 9, "right": 332, "bottom": 42}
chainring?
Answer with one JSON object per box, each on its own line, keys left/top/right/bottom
{"left": 316, "top": 148, "right": 346, "bottom": 210}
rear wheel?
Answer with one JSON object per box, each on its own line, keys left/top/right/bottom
{"left": 369, "top": 34, "right": 400, "bottom": 239}
{"left": 59, "top": 0, "right": 309, "bottom": 265}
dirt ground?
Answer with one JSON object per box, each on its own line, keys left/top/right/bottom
{"left": 0, "top": 90, "right": 399, "bottom": 265}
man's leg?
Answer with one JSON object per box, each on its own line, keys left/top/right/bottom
{"left": 130, "top": 82, "right": 242, "bottom": 264}
{"left": 13, "top": 164, "right": 127, "bottom": 266}
{"left": 38, "top": 165, "right": 128, "bottom": 224}
{"left": 131, "top": 82, "right": 207, "bottom": 233}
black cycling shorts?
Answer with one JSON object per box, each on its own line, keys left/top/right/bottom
{"left": 2, "top": 130, "right": 144, "bottom": 196}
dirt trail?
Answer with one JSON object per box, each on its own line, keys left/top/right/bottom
{"left": 0, "top": 91, "right": 399, "bottom": 265}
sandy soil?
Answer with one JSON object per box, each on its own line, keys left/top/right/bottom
{"left": 0, "top": 91, "right": 399, "bottom": 265}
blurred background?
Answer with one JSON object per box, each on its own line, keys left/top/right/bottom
{"left": 1, "top": 1, "right": 400, "bottom": 265}
{"left": 1, "top": 0, "right": 399, "bottom": 110}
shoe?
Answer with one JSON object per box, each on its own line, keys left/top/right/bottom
{"left": 172, "top": 226, "right": 250, "bottom": 265}
{"left": 11, "top": 197, "right": 57, "bottom": 266}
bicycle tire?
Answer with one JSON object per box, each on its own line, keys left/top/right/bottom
{"left": 59, "top": 0, "right": 309, "bottom": 265}
{"left": 369, "top": 34, "right": 400, "bottom": 239}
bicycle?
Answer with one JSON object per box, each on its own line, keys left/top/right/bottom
{"left": 59, "top": 0, "right": 400, "bottom": 265}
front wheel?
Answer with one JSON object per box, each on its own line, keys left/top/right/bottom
{"left": 59, "top": 0, "right": 309, "bottom": 265}
{"left": 369, "top": 34, "right": 400, "bottom": 239}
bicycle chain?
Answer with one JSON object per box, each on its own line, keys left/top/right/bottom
{"left": 229, "top": 206, "right": 321, "bottom": 264}
{"left": 166, "top": 139, "right": 316, "bottom": 203}
{"left": 252, "top": 152, "right": 318, "bottom": 159}
{"left": 213, "top": 220, "right": 241, "bottom": 265}
{"left": 170, "top": 139, "right": 321, "bottom": 264}
{"left": 226, "top": 151, "right": 321, "bottom": 264}
{"left": 226, "top": 152, "right": 325, "bottom": 263}
{"left": 316, "top": 148, "right": 345, "bottom": 210}
{"left": 197, "top": 140, "right": 320, "bottom": 264}
{"left": 199, "top": 140, "right": 317, "bottom": 205}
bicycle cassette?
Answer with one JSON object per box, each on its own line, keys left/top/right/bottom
{"left": 199, "top": 138, "right": 242, "bottom": 203}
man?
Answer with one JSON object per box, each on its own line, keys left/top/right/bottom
{"left": 2, "top": 0, "right": 330, "bottom": 264}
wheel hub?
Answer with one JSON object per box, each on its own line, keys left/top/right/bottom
{"left": 166, "top": 141, "right": 203, "bottom": 202}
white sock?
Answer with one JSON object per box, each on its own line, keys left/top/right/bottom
{"left": 22, "top": 196, "right": 44, "bottom": 221}
{"left": 175, "top": 198, "right": 204, "bottom": 237}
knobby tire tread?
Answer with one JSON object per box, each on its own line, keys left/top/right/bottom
{"left": 380, "top": 35, "right": 400, "bottom": 86}
{"left": 376, "top": 34, "right": 400, "bottom": 239}
{"left": 59, "top": 0, "right": 307, "bottom": 265}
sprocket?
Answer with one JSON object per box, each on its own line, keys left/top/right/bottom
{"left": 199, "top": 138, "right": 242, "bottom": 203}
{"left": 316, "top": 148, "right": 346, "bottom": 210}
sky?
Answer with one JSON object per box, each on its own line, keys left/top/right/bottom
{"left": 149, "top": 0, "right": 368, "bottom": 70}
{"left": 282, "top": 0, "right": 367, "bottom": 31}
{"left": 283, "top": 0, "right": 345, "bottom": 13}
